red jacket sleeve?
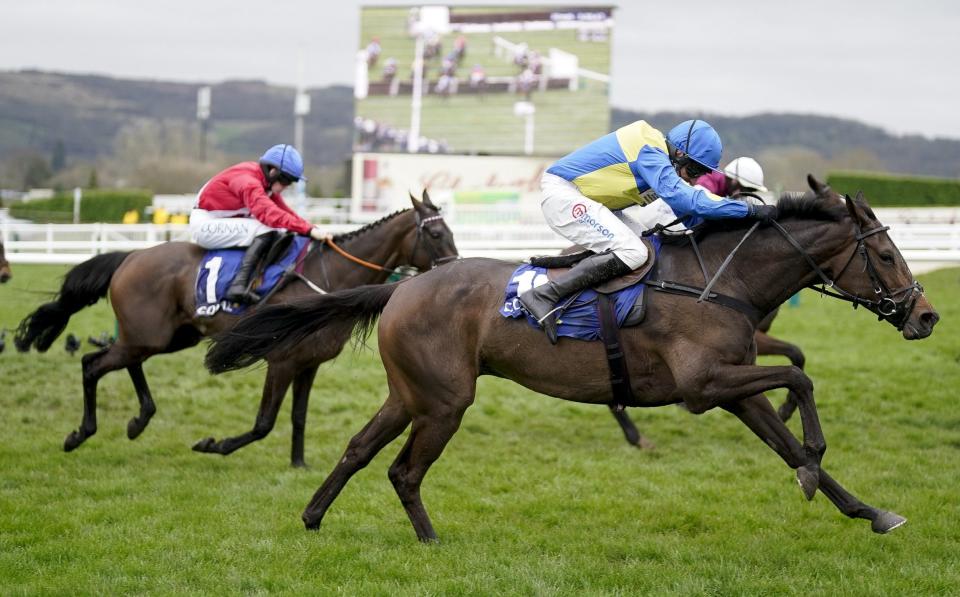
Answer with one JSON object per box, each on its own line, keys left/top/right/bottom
{"left": 227, "top": 176, "right": 313, "bottom": 235}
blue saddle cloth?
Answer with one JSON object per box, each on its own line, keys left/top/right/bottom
{"left": 499, "top": 239, "right": 661, "bottom": 341}
{"left": 195, "top": 236, "right": 309, "bottom": 317}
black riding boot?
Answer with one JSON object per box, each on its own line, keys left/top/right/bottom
{"left": 518, "top": 252, "right": 633, "bottom": 344}
{"left": 225, "top": 233, "right": 274, "bottom": 304}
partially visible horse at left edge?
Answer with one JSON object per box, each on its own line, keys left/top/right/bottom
{"left": 0, "top": 240, "right": 11, "bottom": 283}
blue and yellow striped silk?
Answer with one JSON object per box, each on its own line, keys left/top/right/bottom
{"left": 546, "top": 120, "right": 750, "bottom": 221}
{"left": 546, "top": 121, "right": 668, "bottom": 210}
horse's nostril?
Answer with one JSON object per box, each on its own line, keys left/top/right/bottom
{"left": 919, "top": 311, "right": 939, "bottom": 327}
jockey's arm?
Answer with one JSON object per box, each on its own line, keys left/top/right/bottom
{"left": 635, "top": 146, "right": 749, "bottom": 220}
{"left": 229, "top": 177, "right": 313, "bottom": 235}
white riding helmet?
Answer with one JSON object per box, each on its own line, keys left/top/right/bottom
{"left": 723, "top": 157, "right": 767, "bottom": 192}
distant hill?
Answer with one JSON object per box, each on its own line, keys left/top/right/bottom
{"left": 1, "top": 70, "right": 958, "bottom": 194}
{"left": 613, "top": 109, "right": 960, "bottom": 180}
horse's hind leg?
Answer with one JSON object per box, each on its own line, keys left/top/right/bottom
{"left": 65, "top": 343, "right": 141, "bottom": 452}
{"left": 290, "top": 364, "right": 319, "bottom": 468}
{"left": 126, "top": 363, "right": 156, "bottom": 439}
{"left": 723, "top": 394, "right": 905, "bottom": 534}
{"left": 302, "top": 392, "right": 411, "bottom": 530}
{"left": 387, "top": 399, "right": 473, "bottom": 543}
{"left": 192, "top": 363, "right": 293, "bottom": 456}
{"left": 608, "top": 405, "right": 655, "bottom": 449}
{"left": 754, "top": 330, "right": 806, "bottom": 421}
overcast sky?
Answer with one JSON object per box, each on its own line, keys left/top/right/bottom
{"left": 4, "top": 0, "right": 959, "bottom": 139}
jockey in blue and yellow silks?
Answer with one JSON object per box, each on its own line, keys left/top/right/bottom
{"left": 519, "top": 119, "right": 779, "bottom": 344}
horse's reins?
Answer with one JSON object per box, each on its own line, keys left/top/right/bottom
{"left": 323, "top": 212, "right": 456, "bottom": 277}
{"left": 639, "top": 190, "right": 923, "bottom": 329}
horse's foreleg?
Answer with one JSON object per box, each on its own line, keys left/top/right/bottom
{"left": 192, "top": 365, "right": 292, "bottom": 456}
{"left": 723, "top": 394, "right": 905, "bottom": 534}
{"left": 302, "top": 393, "right": 411, "bottom": 530}
{"left": 684, "top": 362, "right": 823, "bottom": 500}
{"left": 65, "top": 344, "right": 136, "bottom": 451}
{"left": 754, "top": 330, "right": 806, "bottom": 422}
{"left": 290, "top": 365, "right": 319, "bottom": 468}
{"left": 607, "top": 405, "right": 654, "bottom": 449}
{"left": 126, "top": 363, "right": 156, "bottom": 440}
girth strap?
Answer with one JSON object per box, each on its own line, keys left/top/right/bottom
{"left": 596, "top": 293, "right": 634, "bottom": 410}
{"left": 644, "top": 279, "right": 764, "bottom": 322}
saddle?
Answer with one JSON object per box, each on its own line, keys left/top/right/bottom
{"left": 528, "top": 238, "right": 659, "bottom": 326}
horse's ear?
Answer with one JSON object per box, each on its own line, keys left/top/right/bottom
{"left": 844, "top": 191, "right": 870, "bottom": 224}
{"left": 409, "top": 191, "right": 423, "bottom": 210}
{"left": 807, "top": 174, "right": 827, "bottom": 196}
{"left": 421, "top": 189, "right": 437, "bottom": 209}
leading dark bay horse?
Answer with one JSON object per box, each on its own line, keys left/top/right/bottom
{"left": 207, "top": 181, "right": 938, "bottom": 541}
{"left": 15, "top": 193, "right": 458, "bottom": 465}
{"left": 0, "top": 240, "right": 11, "bottom": 283}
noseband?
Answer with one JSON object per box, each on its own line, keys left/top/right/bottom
{"left": 770, "top": 216, "right": 924, "bottom": 331}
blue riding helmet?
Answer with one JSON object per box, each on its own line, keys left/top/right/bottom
{"left": 259, "top": 144, "right": 307, "bottom": 181}
{"left": 666, "top": 120, "right": 723, "bottom": 171}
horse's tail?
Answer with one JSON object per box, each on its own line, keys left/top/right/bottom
{"left": 205, "top": 283, "right": 400, "bottom": 374}
{"left": 15, "top": 251, "right": 131, "bottom": 352}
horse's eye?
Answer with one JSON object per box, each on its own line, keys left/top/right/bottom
{"left": 429, "top": 230, "right": 442, "bottom": 239}
{"left": 880, "top": 252, "right": 895, "bottom": 265}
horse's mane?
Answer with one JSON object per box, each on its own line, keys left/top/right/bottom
{"left": 697, "top": 194, "right": 848, "bottom": 236}
{"left": 332, "top": 208, "right": 411, "bottom": 243}
{"left": 776, "top": 193, "right": 848, "bottom": 222}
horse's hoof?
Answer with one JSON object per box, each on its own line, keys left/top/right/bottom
{"left": 63, "top": 429, "right": 89, "bottom": 452}
{"left": 192, "top": 437, "right": 216, "bottom": 453}
{"left": 291, "top": 459, "right": 308, "bottom": 468}
{"left": 796, "top": 466, "right": 819, "bottom": 501}
{"left": 127, "top": 418, "right": 144, "bottom": 440}
{"left": 637, "top": 437, "right": 656, "bottom": 450}
{"left": 418, "top": 535, "right": 441, "bottom": 544}
{"left": 872, "top": 511, "right": 907, "bottom": 534}
{"left": 302, "top": 514, "right": 321, "bottom": 531}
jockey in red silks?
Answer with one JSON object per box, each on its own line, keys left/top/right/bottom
{"left": 189, "top": 144, "right": 328, "bottom": 304}
{"left": 519, "top": 119, "right": 779, "bottom": 344}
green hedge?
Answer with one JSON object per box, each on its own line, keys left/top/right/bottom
{"left": 826, "top": 171, "right": 960, "bottom": 207}
{"left": 10, "top": 189, "right": 153, "bottom": 223}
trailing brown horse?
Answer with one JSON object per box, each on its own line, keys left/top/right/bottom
{"left": 207, "top": 178, "right": 937, "bottom": 540}
{"left": 0, "top": 240, "right": 11, "bottom": 283}
{"left": 15, "top": 193, "right": 457, "bottom": 465}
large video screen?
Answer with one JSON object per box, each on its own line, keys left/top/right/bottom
{"left": 355, "top": 5, "right": 613, "bottom": 157}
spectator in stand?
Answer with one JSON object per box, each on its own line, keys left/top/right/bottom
{"left": 365, "top": 37, "right": 382, "bottom": 68}
{"left": 382, "top": 57, "right": 398, "bottom": 83}
{"left": 469, "top": 64, "right": 487, "bottom": 94}
{"left": 452, "top": 36, "right": 467, "bottom": 63}
{"left": 697, "top": 156, "right": 768, "bottom": 197}
{"left": 517, "top": 68, "right": 537, "bottom": 100}
{"left": 424, "top": 33, "right": 442, "bottom": 60}
{"left": 189, "top": 144, "right": 328, "bottom": 304}
{"left": 528, "top": 50, "right": 543, "bottom": 75}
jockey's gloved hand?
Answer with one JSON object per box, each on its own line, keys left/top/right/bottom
{"left": 746, "top": 203, "right": 779, "bottom": 224}
{"left": 309, "top": 227, "right": 332, "bottom": 242}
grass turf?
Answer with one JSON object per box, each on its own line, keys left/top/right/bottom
{"left": 0, "top": 263, "right": 959, "bottom": 594}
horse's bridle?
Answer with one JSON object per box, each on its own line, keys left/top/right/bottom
{"left": 770, "top": 209, "right": 924, "bottom": 331}
{"left": 324, "top": 211, "right": 457, "bottom": 280}
{"left": 407, "top": 211, "right": 459, "bottom": 274}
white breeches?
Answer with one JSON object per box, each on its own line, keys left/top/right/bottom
{"left": 540, "top": 172, "right": 651, "bottom": 270}
{"left": 189, "top": 209, "right": 284, "bottom": 249}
